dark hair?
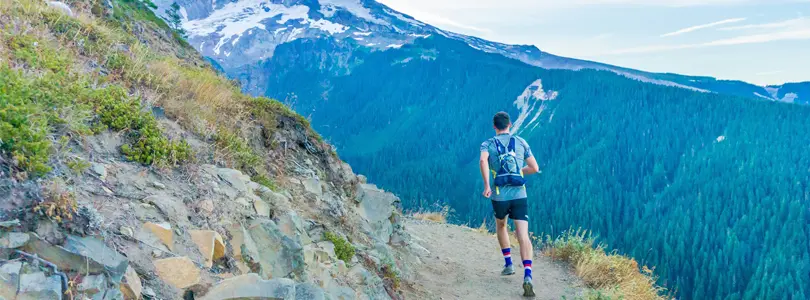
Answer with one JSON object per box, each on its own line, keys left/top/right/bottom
{"left": 493, "top": 112, "right": 511, "bottom": 130}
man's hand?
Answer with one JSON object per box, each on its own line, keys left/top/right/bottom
{"left": 483, "top": 186, "right": 492, "bottom": 198}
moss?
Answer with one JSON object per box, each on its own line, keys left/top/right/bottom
{"left": 0, "top": 67, "right": 54, "bottom": 176}
{"left": 66, "top": 157, "right": 91, "bottom": 174}
{"left": 324, "top": 231, "right": 356, "bottom": 262}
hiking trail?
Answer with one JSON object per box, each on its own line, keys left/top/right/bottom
{"left": 403, "top": 219, "right": 586, "bottom": 300}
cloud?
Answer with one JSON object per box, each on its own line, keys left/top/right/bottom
{"left": 718, "top": 17, "right": 809, "bottom": 31}
{"left": 756, "top": 70, "right": 784, "bottom": 76}
{"left": 661, "top": 18, "right": 746, "bottom": 37}
{"left": 610, "top": 28, "right": 810, "bottom": 54}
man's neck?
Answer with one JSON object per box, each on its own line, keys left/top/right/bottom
{"left": 495, "top": 130, "right": 510, "bottom": 135}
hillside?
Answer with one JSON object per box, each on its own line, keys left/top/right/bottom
{"left": 0, "top": 1, "right": 420, "bottom": 299}
{"left": 0, "top": 1, "right": 663, "bottom": 300}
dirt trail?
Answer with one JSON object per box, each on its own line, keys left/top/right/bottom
{"left": 403, "top": 219, "right": 585, "bottom": 300}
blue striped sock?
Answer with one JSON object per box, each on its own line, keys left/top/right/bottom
{"left": 523, "top": 260, "right": 533, "bottom": 279}
{"left": 502, "top": 248, "right": 512, "bottom": 266}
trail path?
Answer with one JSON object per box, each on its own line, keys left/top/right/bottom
{"left": 404, "top": 219, "right": 585, "bottom": 300}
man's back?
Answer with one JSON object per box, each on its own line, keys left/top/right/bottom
{"left": 480, "top": 133, "right": 533, "bottom": 201}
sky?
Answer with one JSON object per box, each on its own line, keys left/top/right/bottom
{"left": 376, "top": 0, "right": 810, "bottom": 85}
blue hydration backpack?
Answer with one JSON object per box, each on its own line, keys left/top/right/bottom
{"left": 492, "top": 137, "right": 526, "bottom": 187}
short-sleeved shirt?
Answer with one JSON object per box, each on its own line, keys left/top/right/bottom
{"left": 480, "top": 133, "right": 533, "bottom": 201}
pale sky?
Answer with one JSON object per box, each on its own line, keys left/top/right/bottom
{"left": 377, "top": 0, "right": 810, "bottom": 85}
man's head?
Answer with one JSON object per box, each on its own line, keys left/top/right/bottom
{"left": 493, "top": 112, "right": 511, "bottom": 133}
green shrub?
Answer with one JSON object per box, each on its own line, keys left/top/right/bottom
{"left": 0, "top": 67, "right": 53, "bottom": 176}
{"left": 6, "top": 34, "right": 71, "bottom": 72}
{"left": 251, "top": 174, "right": 278, "bottom": 191}
{"left": 324, "top": 232, "right": 355, "bottom": 262}
{"left": 215, "top": 130, "right": 261, "bottom": 170}
{"left": 66, "top": 157, "right": 91, "bottom": 174}
{"left": 89, "top": 86, "right": 192, "bottom": 165}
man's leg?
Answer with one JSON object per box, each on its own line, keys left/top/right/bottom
{"left": 511, "top": 198, "right": 535, "bottom": 297}
{"left": 492, "top": 201, "right": 515, "bottom": 275}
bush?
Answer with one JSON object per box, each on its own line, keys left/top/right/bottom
{"left": 324, "top": 231, "right": 356, "bottom": 262}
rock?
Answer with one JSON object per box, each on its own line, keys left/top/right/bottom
{"left": 102, "top": 288, "right": 124, "bottom": 300}
{"left": 254, "top": 200, "right": 271, "bottom": 217}
{"left": 304, "top": 242, "right": 336, "bottom": 265}
{"left": 295, "top": 282, "right": 326, "bottom": 300}
{"left": 120, "top": 265, "right": 142, "bottom": 300}
{"left": 277, "top": 211, "right": 311, "bottom": 246}
{"left": 91, "top": 163, "right": 107, "bottom": 179}
{"left": 356, "top": 184, "right": 397, "bottom": 243}
{"left": 335, "top": 260, "right": 348, "bottom": 275}
{"left": 0, "top": 231, "right": 30, "bottom": 248}
{"left": 22, "top": 234, "right": 127, "bottom": 281}
{"left": 142, "top": 287, "right": 156, "bottom": 298}
{"left": 18, "top": 272, "right": 63, "bottom": 300}
{"left": 324, "top": 279, "right": 356, "bottom": 300}
{"left": 143, "top": 195, "right": 190, "bottom": 227}
{"left": 217, "top": 168, "right": 251, "bottom": 193}
{"left": 151, "top": 181, "right": 166, "bottom": 189}
{"left": 0, "top": 261, "right": 22, "bottom": 299}
{"left": 234, "top": 197, "right": 251, "bottom": 208}
{"left": 198, "top": 199, "right": 214, "bottom": 214}
{"left": 302, "top": 177, "right": 322, "bottom": 196}
{"left": 226, "top": 224, "right": 252, "bottom": 263}
{"left": 63, "top": 235, "right": 129, "bottom": 282}
{"left": 119, "top": 226, "right": 135, "bottom": 239}
{"left": 153, "top": 257, "right": 200, "bottom": 289}
{"left": 200, "top": 274, "right": 295, "bottom": 300}
{"left": 357, "top": 175, "right": 368, "bottom": 184}
{"left": 78, "top": 274, "right": 107, "bottom": 296}
{"left": 189, "top": 230, "right": 226, "bottom": 268}
{"left": 141, "top": 222, "right": 173, "bottom": 251}
{"left": 46, "top": 1, "right": 73, "bottom": 17}
{"left": 36, "top": 220, "right": 65, "bottom": 244}
{"left": 245, "top": 220, "right": 305, "bottom": 280}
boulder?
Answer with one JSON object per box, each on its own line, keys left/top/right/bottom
{"left": 295, "top": 282, "right": 326, "bottom": 300}
{"left": 35, "top": 220, "right": 65, "bottom": 244}
{"left": 277, "top": 211, "right": 311, "bottom": 246}
{"left": 189, "top": 230, "right": 226, "bottom": 268}
{"left": 217, "top": 168, "right": 251, "bottom": 193}
{"left": 78, "top": 274, "right": 106, "bottom": 296}
{"left": 22, "top": 234, "right": 127, "bottom": 281}
{"left": 91, "top": 163, "right": 107, "bottom": 180}
{"left": 153, "top": 257, "right": 200, "bottom": 289}
{"left": 144, "top": 196, "right": 190, "bottom": 227}
{"left": 254, "top": 199, "right": 271, "bottom": 217}
{"left": 0, "top": 261, "right": 22, "bottom": 299}
{"left": 63, "top": 235, "right": 129, "bottom": 282}
{"left": 355, "top": 184, "right": 397, "bottom": 243}
{"left": 141, "top": 222, "right": 173, "bottom": 251}
{"left": 120, "top": 265, "right": 142, "bottom": 300}
{"left": 302, "top": 177, "right": 323, "bottom": 196}
{"left": 18, "top": 272, "right": 63, "bottom": 300}
{"left": 200, "top": 274, "right": 295, "bottom": 300}
{"left": 0, "top": 231, "right": 30, "bottom": 248}
{"left": 198, "top": 199, "right": 215, "bottom": 214}
{"left": 245, "top": 220, "right": 305, "bottom": 280}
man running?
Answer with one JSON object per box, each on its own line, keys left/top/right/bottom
{"left": 479, "top": 111, "right": 540, "bottom": 297}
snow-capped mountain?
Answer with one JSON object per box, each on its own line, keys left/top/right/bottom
{"left": 154, "top": 0, "right": 806, "bottom": 104}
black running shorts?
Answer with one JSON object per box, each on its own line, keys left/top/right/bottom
{"left": 491, "top": 198, "right": 529, "bottom": 221}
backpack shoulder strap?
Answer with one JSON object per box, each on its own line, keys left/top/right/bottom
{"left": 507, "top": 137, "right": 516, "bottom": 152}
{"left": 493, "top": 138, "right": 506, "bottom": 155}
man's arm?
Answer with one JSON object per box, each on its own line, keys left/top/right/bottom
{"left": 479, "top": 151, "right": 492, "bottom": 198}
{"left": 522, "top": 156, "right": 540, "bottom": 176}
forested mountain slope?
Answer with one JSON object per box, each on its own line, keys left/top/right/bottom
{"left": 254, "top": 35, "right": 810, "bottom": 299}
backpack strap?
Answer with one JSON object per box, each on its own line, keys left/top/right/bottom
{"left": 507, "top": 137, "right": 516, "bottom": 153}
{"left": 493, "top": 138, "right": 507, "bottom": 155}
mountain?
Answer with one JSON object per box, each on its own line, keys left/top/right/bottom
{"left": 155, "top": 0, "right": 810, "bottom": 299}
{"left": 156, "top": 0, "right": 808, "bottom": 104}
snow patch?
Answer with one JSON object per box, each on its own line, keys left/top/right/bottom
{"left": 387, "top": 44, "right": 403, "bottom": 49}
{"left": 754, "top": 92, "right": 773, "bottom": 100}
{"left": 182, "top": 1, "right": 310, "bottom": 54}
{"left": 353, "top": 31, "right": 372, "bottom": 36}
{"left": 384, "top": 8, "right": 423, "bottom": 27}
{"left": 511, "top": 79, "right": 559, "bottom": 134}
{"left": 409, "top": 33, "right": 431, "bottom": 39}
{"left": 716, "top": 136, "right": 726, "bottom": 143}
{"left": 764, "top": 86, "right": 780, "bottom": 99}
{"left": 319, "top": 0, "right": 388, "bottom": 25}
{"left": 367, "top": 43, "right": 377, "bottom": 46}
{"left": 308, "top": 19, "right": 348, "bottom": 34}
{"left": 778, "top": 93, "right": 798, "bottom": 103}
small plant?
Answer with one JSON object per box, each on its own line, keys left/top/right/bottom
{"left": 411, "top": 205, "right": 450, "bottom": 223}
{"left": 381, "top": 260, "right": 401, "bottom": 291}
{"left": 324, "top": 231, "right": 355, "bottom": 262}
{"left": 34, "top": 181, "right": 78, "bottom": 223}
{"left": 66, "top": 157, "right": 91, "bottom": 174}
{"left": 251, "top": 174, "right": 278, "bottom": 191}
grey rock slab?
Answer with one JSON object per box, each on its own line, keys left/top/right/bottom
{"left": 295, "top": 282, "right": 326, "bottom": 300}
{"left": 18, "top": 272, "right": 63, "bottom": 300}
{"left": 200, "top": 274, "right": 295, "bottom": 300}
{"left": 0, "top": 232, "right": 30, "bottom": 248}
{"left": 62, "top": 235, "right": 129, "bottom": 282}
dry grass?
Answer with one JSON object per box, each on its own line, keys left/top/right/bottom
{"left": 543, "top": 229, "right": 669, "bottom": 300}
{"left": 411, "top": 211, "right": 447, "bottom": 223}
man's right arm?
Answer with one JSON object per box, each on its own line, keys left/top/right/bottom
{"left": 479, "top": 141, "right": 492, "bottom": 198}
